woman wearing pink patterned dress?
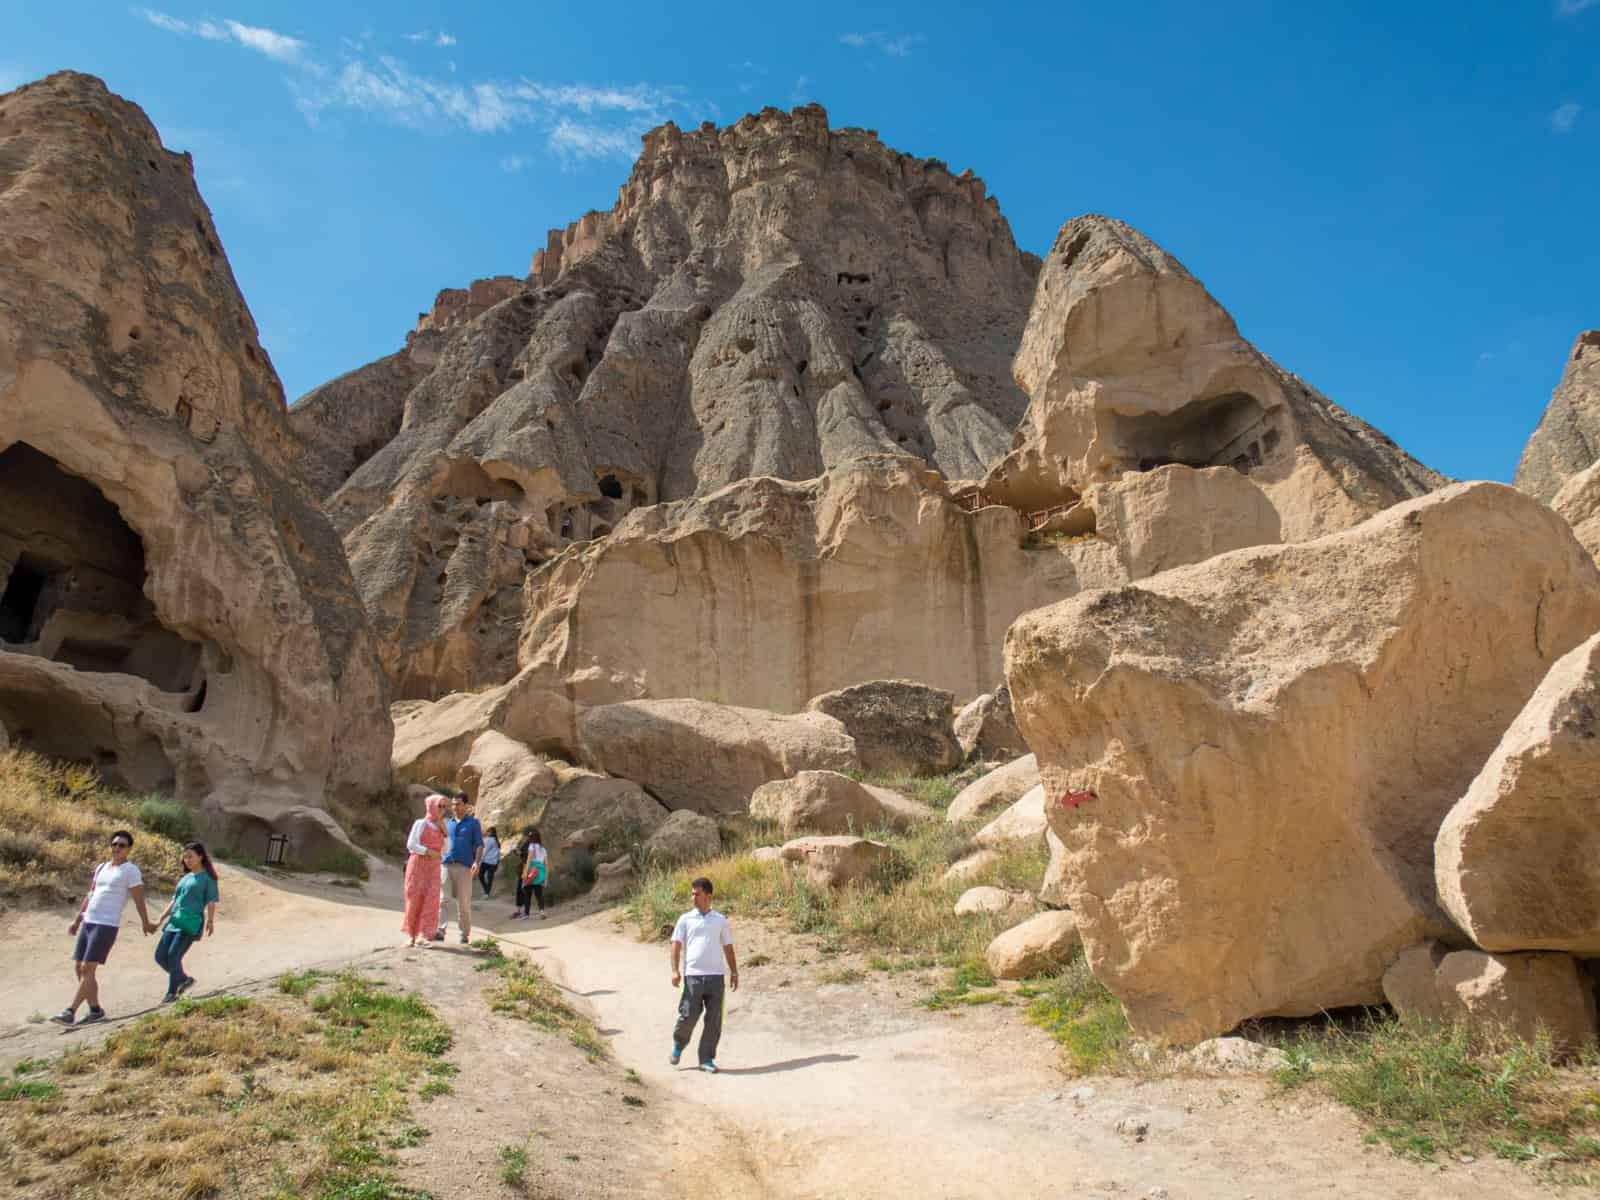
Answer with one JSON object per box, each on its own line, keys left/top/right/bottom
{"left": 401, "top": 793, "right": 446, "bottom": 947}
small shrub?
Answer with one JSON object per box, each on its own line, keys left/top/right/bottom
{"left": 134, "top": 795, "right": 196, "bottom": 843}
{"left": 302, "top": 845, "right": 370, "bottom": 879}
{"left": 1025, "top": 953, "right": 1131, "bottom": 1073}
{"left": 498, "top": 1144, "right": 528, "bottom": 1188}
{"left": 0, "top": 1080, "right": 60, "bottom": 1101}
{"left": 544, "top": 847, "right": 596, "bottom": 904}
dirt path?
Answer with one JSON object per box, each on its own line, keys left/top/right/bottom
{"left": 0, "top": 866, "right": 1563, "bottom": 1199}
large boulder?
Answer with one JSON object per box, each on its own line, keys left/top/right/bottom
{"left": 537, "top": 774, "right": 670, "bottom": 851}
{"left": 780, "top": 835, "right": 893, "bottom": 888}
{"left": 749, "top": 770, "right": 929, "bottom": 836}
{"left": 981, "top": 214, "right": 1444, "bottom": 542}
{"left": 457, "top": 731, "right": 556, "bottom": 829}
{"left": 954, "top": 886, "right": 1033, "bottom": 917}
{"left": 578, "top": 699, "right": 857, "bottom": 814}
{"left": 973, "top": 784, "right": 1048, "bottom": 850}
{"left": 1435, "top": 633, "right": 1600, "bottom": 954}
{"left": 643, "top": 809, "right": 721, "bottom": 865}
{"left": 1007, "top": 482, "right": 1600, "bottom": 1043}
{"left": 946, "top": 754, "right": 1038, "bottom": 824}
{"left": 1551, "top": 461, "right": 1600, "bottom": 567}
{"left": 1515, "top": 331, "right": 1600, "bottom": 504}
{"left": 1387, "top": 943, "right": 1598, "bottom": 1056}
{"left": 985, "top": 911, "right": 1081, "bottom": 980}
{"left": 953, "top": 686, "right": 1028, "bottom": 760}
{"left": 391, "top": 680, "right": 575, "bottom": 788}
{"left": 804, "top": 680, "right": 960, "bottom": 776}
{"left": 0, "top": 73, "right": 390, "bottom": 844}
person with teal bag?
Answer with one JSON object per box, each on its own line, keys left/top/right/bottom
{"left": 511, "top": 828, "right": 548, "bottom": 920}
{"left": 153, "top": 842, "right": 219, "bottom": 1002}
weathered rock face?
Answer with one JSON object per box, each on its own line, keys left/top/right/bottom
{"left": 947, "top": 754, "right": 1038, "bottom": 824}
{"left": 1551, "top": 461, "right": 1600, "bottom": 567}
{"left": 643, "top": 809, "right": 721, "bottom": 864}
{"left": 0, "top": 73, "right": 391, "bottom": 850}
{"left": 985, "top": 910, "right": 1080, "bottom": 980}
{"left": 973, "top": 784, "right": 1047, "bottom": 849}
{"left": 537, "top": 773, "right": 669, "bottom": 852}
{"left": 953, "top": 686, "right": 1028, "bottom": 761}
{"left": 780, "top": 834, "right": 893, "bottom": 888}
{"left": 514, "top": 455, "right": 1280, "bottom": 727}
{"left": 749, "top": 770, "right": 928, "bottom": 837}
{"left": 577, "top": 698, "right": 858, "bottom": 815}
{"left": 1007, "top": 482, "right": 1600, "bottom": 1043}
{"left": 983, "top": 215, "right": 1444, "bottom": 542}
{"left": 295, "top": 104, "right": 1041, "bottom": 698}
{"left": 1515, "top": 331, "right": 1600, "bottom": 504}
{"left": 457, "top": 731, "right": 555, "bottom": 830}
{"left": 1435, "top": 633, "right": 1600, "bottom": 955}
{"left": 804, "top": 680, "right": 960, "bottom": 776}
{"left": 1388, "top": 943, "right": 1598, "bottom": 1056}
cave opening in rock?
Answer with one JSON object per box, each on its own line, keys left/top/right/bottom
{"left": 0, "top": 442, "right": 204, "bottom": 694}
{"left": 1108, "top": 392, "right": 1278, "bottom": 476}
{"left": 597, "top": 474, "right": 623, "bottom": 500}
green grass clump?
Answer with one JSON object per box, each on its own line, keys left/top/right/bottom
{"left": 277, "top": 968, "right": 329, "bottom": 997}
{"left": 1269, "top": 1012, "right": 1600, "bottom": 1174}
{"left": 0, "top": 1080, "right": 61, "bottom": 1101}
{"left": 1024, "top": 953, "right": 1131, "bottom": 1074}
{"left": 481, "top": 952, "right": 607, "bottom": 1060}
{"left": 924, "top": 959, "right": 1009, "bottom": 1010}
{"left": 498, "top": 1143, "right": 529, "bottom": 1188}
{"left": 133, "top": 795, "right": 196, "bottom": 843}
{"left": 855, "top": 767, "right": 968, "bottom": 809}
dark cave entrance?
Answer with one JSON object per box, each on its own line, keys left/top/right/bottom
{"left": 1110, "top": 392, "right": 1282, "bottom": 476}
{"left": 0, "top": 442, "right": 204, "bottom": 695}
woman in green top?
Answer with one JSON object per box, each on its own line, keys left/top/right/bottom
{"left": 153, "top": 842, "right": 219, "bottom": 1002}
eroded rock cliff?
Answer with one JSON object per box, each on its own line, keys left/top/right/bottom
{"left": 0, "top": 72, "right": 391, "bottom": 857}
{"left": 291, "top": 105, "right": 1041, "bottom": 697}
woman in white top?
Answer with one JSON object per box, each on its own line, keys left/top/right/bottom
{"left": 511, "top": 828, "right": 549, "bottom": 920}
{"left": 52, "top": 829, "right": 157, "bottom": 1026}
{"left": 478, "top": 827, "right": 502, "bottom": 897}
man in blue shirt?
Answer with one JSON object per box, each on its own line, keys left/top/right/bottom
{"left": 441, "top": 792, "right": 485, "bottom": 945}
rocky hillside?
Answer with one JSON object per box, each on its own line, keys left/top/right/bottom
{"left": 290, "top": 105, "right": 1040, "bottom": 697}
{"left": 0, "top": 73, "right": 391, "bottom": 857}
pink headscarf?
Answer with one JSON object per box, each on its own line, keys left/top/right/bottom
{"left": 424, "top": 793, "right": 444, "bottom": 825}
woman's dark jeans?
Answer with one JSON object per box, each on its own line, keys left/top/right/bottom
{"left": 479, "top": 863, "right": 498, "bottom": 896}
{"left": 154, "top": 929, "right": 197, "bottom": 995}
{"left": 516, "top": 881, "right": 545, "bottom": 914}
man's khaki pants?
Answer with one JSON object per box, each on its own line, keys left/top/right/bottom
{"left": 446, "top": 863, "right": 474, "bottom": 935}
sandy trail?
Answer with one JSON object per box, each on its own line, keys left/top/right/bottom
{"left": 0, "top": 865, "right": 1559, "bottom": 1199}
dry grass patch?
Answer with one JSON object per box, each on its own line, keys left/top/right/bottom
{"left": 476, "top": 943, "right": 608, "bottom": 1061}
{"left": 0, "top": 973, "right": 450, "bottom": 1199}
{"left": 0, "top": 748, "right": 186, "bottom": 902}
{"left": 625, "top": 818, "right": 1051, "bottom": 970}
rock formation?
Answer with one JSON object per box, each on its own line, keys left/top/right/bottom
{"left": 291, "top": 104, "right": 1041, "bottom": 698}
{"left": 1006, "top": 482, "right": 1600, "bottom": 1043}
{"left": 0, "top": 73, "right": 390, "bottom": 856}
{"left": 1551, "top": 458, "right": 1600, "bottom": 565}
{"left": 982, "top": 215, "right": 1445, "bottom": 542}
{"left": 1515, "top": 331, "right": 1600, "bottom": 504}
{"left": 804, "top": 679, "right": 961, "bottom": 776}
{"left": 1435, "top": 632, "right": 1600, "bottom": 955}
{"left": 749, "top": 770, "right": 929, "bottom": 836}
{"left": 947, "top": 754, "right": 1038, "bottom": 824}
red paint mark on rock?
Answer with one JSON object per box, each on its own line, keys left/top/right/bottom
{"left": 1058, "top": 790, "right": 1096, "bottom": 809}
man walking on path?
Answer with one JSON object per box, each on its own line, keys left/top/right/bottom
{"left": 441, "top": 793, "right": 484, "bottom": 945}
{"left": 669, "top": 877, "right": 739, "bottom": 1073}
{"left": 52, "top": 830, "right": 156, "bottom": 1025}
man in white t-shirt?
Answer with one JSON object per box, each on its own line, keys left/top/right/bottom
{"left": 51, "top": 830, "right": 156, "bottom": 1026}
{"left": 669, "top": 876, "right": 739, "bottom": 1073}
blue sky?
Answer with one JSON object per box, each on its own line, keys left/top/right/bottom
{"left": 5, "top": 1, "right": 1596, "bottom": 482}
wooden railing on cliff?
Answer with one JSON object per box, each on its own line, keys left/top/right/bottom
{"left": 953, "top": 488, "right": 1082, "bottom": 531}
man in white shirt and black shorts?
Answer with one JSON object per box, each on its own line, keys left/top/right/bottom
{"left": 52, "top": 829, "right": 156, "bottom": 1025}
{"left": 669, "top": 876, "right": 739, "bottom": 1073}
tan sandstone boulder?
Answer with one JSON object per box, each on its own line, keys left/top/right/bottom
{"left": 589, "top": 856, "right": 636, "bottom": 903}
{"left": 578, "top": 699, "right": 857, "bottom": 815}
{"left": 750, "top": 770, "right": 930, "bottom": 837}
{"left": 780, "top": 835, "right": 893, "bottom": 889}
{"left": 0, "top": 74, "right": 390, "bottom": 850}
{"left": 985, "top": 911, "right": 1081, "bottom": 980}
{"left": 1007, "top": 481, "right": 1600, "bottom": 1042}
{"left": 1551, "top": 461, "right": 1600, "bottom": 567}
{"left": 1436, "top": 633, "right": 1600, "bottom": 955}
{"left": 947, "top": 754, "right": 1039, "bottom": 824}
{"left": 458, "top": 732, "right": 556, "bottom": 829}
{"left": 954, "top": 886, "right": 1034, "bottom": 917}
{"left": 805, "top": 680, "right": 961, "bottom": 776}
{"left": 942, "top": 848, "right": 1002, "bottom": 885}
{"left": 982, "top": 214, "right": 1443, "bottom": 542}
{"left": 1388, "top": 944, "right": 1598, "bottom": 1055}
{"left": 391, "top": 680, "right": 575, "bottom": 789}
{"left": 953, "top": 686, "right": 1029, "bottom": 760}
{"left": 537, "top": 774, "right": 670, "bottom": 852}
{"left": 1038, "top": 828, "right": 1070, "bottom": 907}
{"left": 973, "top": 784, "right": 1047, "bottom": 850}
{"left": 643, "top": 810, "right": 721, "bottom": 865}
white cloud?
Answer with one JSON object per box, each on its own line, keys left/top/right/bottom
{"left": 790, "top": 74, "right": 811, "bottom": 103}
{"left": 548, "top": 118, "right": 638, "bottom": 161}
{"left": 500, "top": 154, "right": 529, "bottom": 173}
{"left": 1557, "top": 0, "right": 1600, "bottom": 14}
{"left": 403, "top": 30, "right": 429, "bottom": 43}
{"left": 436, "top": 32, "right": 456, "bottom": 47}
{"left": 839, "top": 31, "right": 924, "bottom": 56}
{"left": 1552, "top": 101, "right": 1581, "bottom": 133}
{"left": 134, "top": 9, "right": 304, "bottom": 62}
